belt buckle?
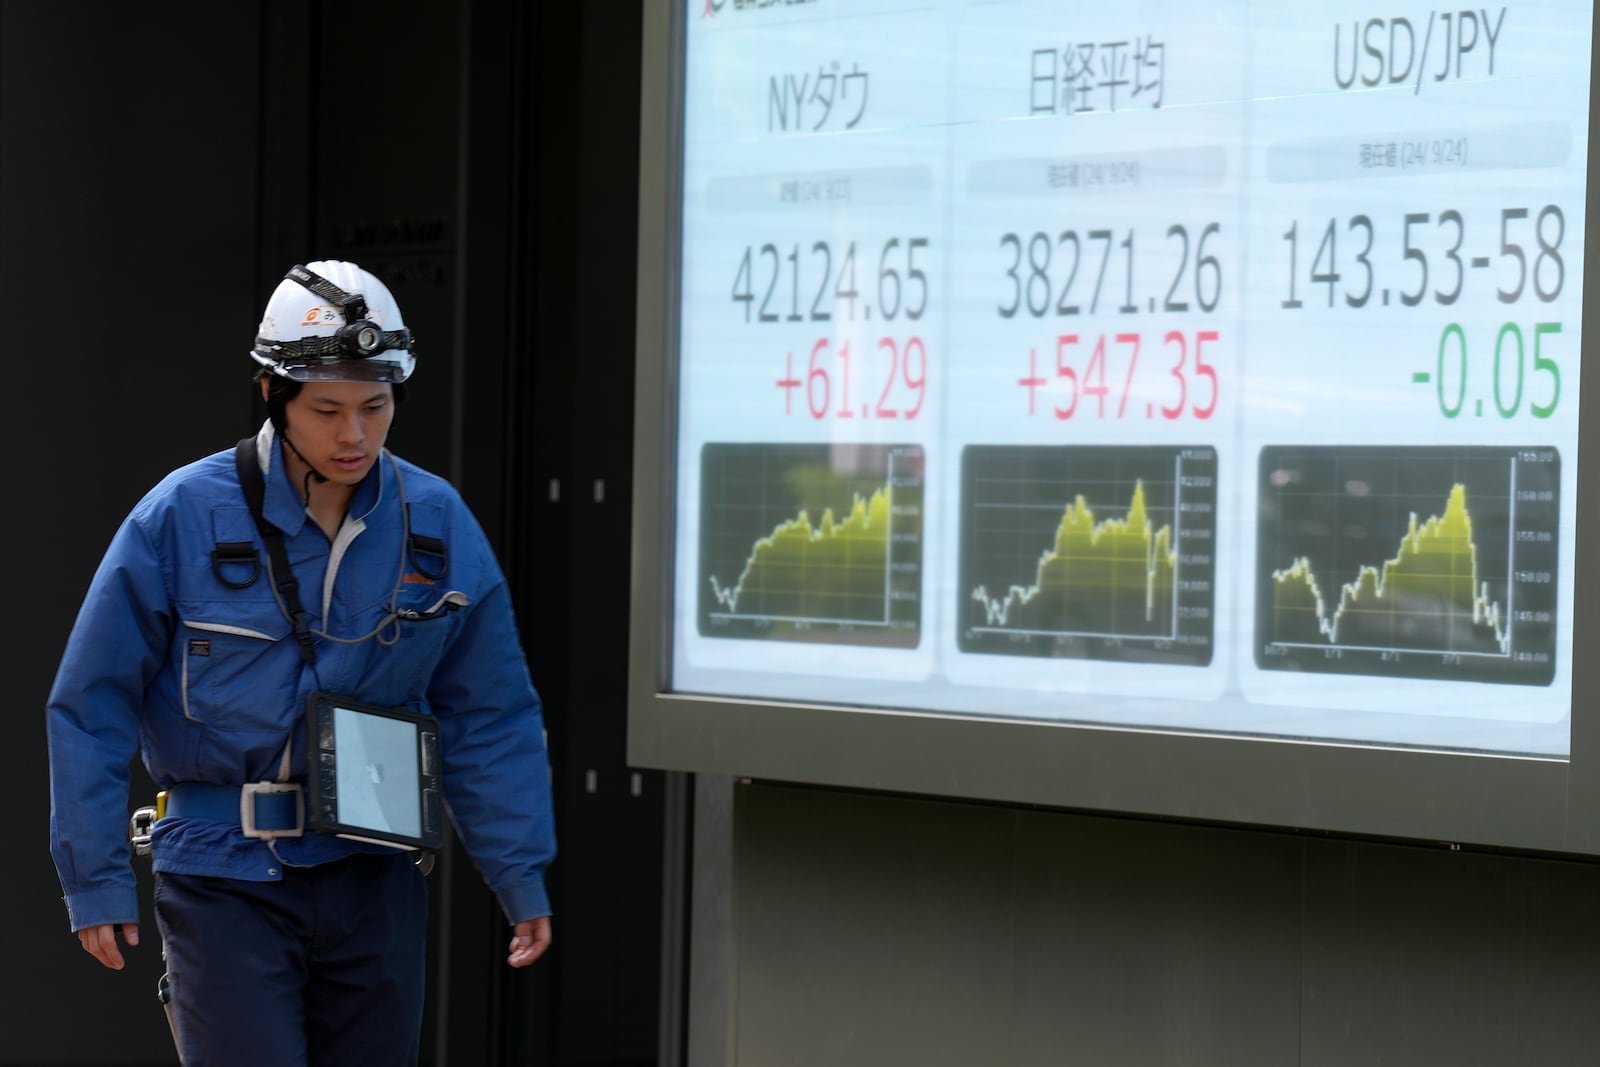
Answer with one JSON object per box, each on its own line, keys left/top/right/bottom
{"left": 240, "top": 781, "right": 305, "bottom": 840}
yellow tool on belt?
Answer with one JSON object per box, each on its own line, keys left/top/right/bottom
{"left": 128, "top": 790, "right": 168, "bottom": 857}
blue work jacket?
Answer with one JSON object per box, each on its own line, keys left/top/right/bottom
{"left": 48, "top": 423, "right": 556, "bottom": 931}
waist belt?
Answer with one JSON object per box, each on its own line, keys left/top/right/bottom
{"left": 165, "top": 781, "right": 305, "bottom": 840}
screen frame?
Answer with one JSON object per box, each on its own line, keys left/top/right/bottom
{"left": 628, "top": 0, "right": 1600, "bottom": 857}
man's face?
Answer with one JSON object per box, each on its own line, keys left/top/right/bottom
{"left": 275, "top": 379, "right": 396, "bottom": 487}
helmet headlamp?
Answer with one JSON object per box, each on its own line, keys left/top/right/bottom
{"left": 344, "top": 323, "right": 384, "bottom": 355}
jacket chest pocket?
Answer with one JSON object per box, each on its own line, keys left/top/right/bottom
{"left": 381, "top": 587, "right": 470, "bottom": 699}
{"left": 178, "top": 600, "right": 295, "bottom": 733}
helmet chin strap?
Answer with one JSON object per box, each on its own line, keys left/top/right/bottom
{"left": 279, "top": 430, "right": 329, "bottom": 506}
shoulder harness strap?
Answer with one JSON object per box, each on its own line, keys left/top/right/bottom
{"left": 232, "top": 436, "right": 318, "bottom": 668}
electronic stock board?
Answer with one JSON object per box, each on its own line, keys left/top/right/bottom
{"left": 630, "top": 0, "right": 1597, "bottom": 853}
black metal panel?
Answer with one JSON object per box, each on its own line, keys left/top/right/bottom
{"left": 309, "top": 0, "right": 460, "bottom": 482}
{"left": 726, "top": 780, "right": 1600, "bottom": 1067}
{"left": 1, "top": 2, "right": 264, "bottom": 1064}
{"left": 733, "top": 784, "right": 1019, "bottom": 1066}
{"left": 525, "top": 0, "right": 663, "bottom": 1062}
{"left": 1003, "top": 810, "right": 1301, "bottom": 1065}
{"left": 731, "top": 782, "right": 1303, "bottom": 1067}
{"left": 1301, "top": 839, "right": 1600, "bottom": 1066}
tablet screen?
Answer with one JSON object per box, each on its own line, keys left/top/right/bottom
{"left": 332, "top": 704, "right": 422, "bottom": 840}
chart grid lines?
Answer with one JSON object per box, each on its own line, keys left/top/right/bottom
{"left": 698, "top": 442, "right": 923, "bottom": 647}
{"left": 959, "top": 445, "right": 1216, "bottom": 664}
{"left": 1255, "top": 445, "right": 1557, "bottom": 686}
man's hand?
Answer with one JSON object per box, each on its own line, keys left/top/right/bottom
{"left": 507, "top": 916, "right": 551, "bottom": 968}
{"left": 78, "top": 923, "right": 139, "bottom": 970}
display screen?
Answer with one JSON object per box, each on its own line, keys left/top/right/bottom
{"left": 333, "top": 705, "right": 422, "bottom": 840}
{"left": 663, "top": 0, "right": 1589, "bottom": 758}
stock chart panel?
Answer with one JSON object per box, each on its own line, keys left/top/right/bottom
{"left": 667, "top": 0, "right": 1588, "bottom": 756}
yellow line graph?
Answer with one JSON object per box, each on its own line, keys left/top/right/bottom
{"left": 1270, "top": 483, "right": 1508, "bottom": 650}
{"left": 971, "top": 479, "right": 1176, "bottom": 632}
{"left": 709, "top": 485, "right": 892, "bottom": 620}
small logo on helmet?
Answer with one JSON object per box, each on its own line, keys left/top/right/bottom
{"left": 301, "top": 306, "right": 344, "bottom": 325}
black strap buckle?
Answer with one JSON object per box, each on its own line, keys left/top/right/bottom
{"left": 409, "top": 533, "right": 448, "bottom": 581}
{"left": 210, "top": 540, "right": 260, "bottom": 589}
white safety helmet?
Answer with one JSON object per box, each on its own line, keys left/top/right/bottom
{"left": 251, "top": 261, "right": 416, "bottom": 383}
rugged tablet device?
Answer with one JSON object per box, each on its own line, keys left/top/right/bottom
{"left": 307, "top": 693, "right": 443, "bottom": 850}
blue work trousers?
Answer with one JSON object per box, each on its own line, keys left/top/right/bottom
{"left": 154, "top": 851, "right": 428, "bottom": 1066}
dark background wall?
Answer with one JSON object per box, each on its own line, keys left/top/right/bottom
{"left": 3, "top": 6, "right": 265, "bottom": 1062}
{"left": 0, "top": 2, "right": 655, "bottom": 1064}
